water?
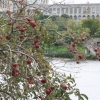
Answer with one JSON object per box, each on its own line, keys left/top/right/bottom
{"left": 49, "top": 58, "right": 100, "bottom": 100}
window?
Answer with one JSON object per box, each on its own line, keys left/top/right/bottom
{"left": 49, "top": 8, "right": 52, "bottom": 14}
{"left": 92, "top": 7, "right": 95, "bottom": 14}
{"left": 1, "top": 0, "right": 6, "bottom": 8}
{"left": 87, "top": 15, "right": 90, "bottom": 18}
{"left": 62, "top": 8, "right": 65, "bottom": 14}
{"left": 70, "top": 15, "right": 72, "bottom": 18}
{"left": 74, "top": 15, "right": 77, "bottom": 20}
{"left": 87, "top": 7, "right": 91, "bottom": 14}
{"left": 13, "top": 3, "right": 17, "bottom": 12}
{"left": 83, "top": 15, "right": 86, "bottom": 18}
{"left": 70, "top": 8, "right": 73, "bottom": 14}
{"left": 53, "top": 8, "right": 56, "bottom": 14}
{"left": 78, "top": 7, "right": 81, "bottom": 14}
{"left": 92, "top": 15, "right": 95, "bottom": 18}
{"left": 74, "top": 7, "right": 77, "bottom": 14}
{"left": 97, "top": 15, "right": 99, "bottom": 18}
{"left": 44, "top": 10, "right": 48, "bottom": 14}
{"left": 57, "top": 8, "right": 60, "bottom": 14}
{"left": 0, "top": 12, "right": 2, "bottom": 15}
{"left": 66, "top": 8, "right": 68, "bottom": 13}
{"left": 96, "top": 7, "right": 100, "bottom": 14}
{"left": 83, "top": 7, "right": 86, "bottom": 13}
{"left": 78, "top": 15, "right": 81, "bottom": 20}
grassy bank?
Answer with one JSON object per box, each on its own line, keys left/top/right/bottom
{"left": 44, "top": 51, "right": 74, "bottom": 58}
{"left": 43, "top": 45, "right": 85, "bottom": 58}
{"left": 44, "top": 46, "right": 98, "bottom": 60}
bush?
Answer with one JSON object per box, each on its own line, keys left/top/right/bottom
{"left": 45, "top": 52, "right": 74, "bottom": 58}
{"left": 86, "top": 55, "right": 98, "bottom": 60}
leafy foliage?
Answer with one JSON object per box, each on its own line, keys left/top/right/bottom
{"left": 82, "top": 18, "right": 100, "bottom": 36}
{"left": 0, "top": 0, "right": 89, "bottom": 100}
{"left": 61, "top": 14, "right": 70, "bottom": 19}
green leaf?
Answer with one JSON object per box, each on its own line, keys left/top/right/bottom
{"left": 78, "top": 96, "right": 84, "bottom": 100}
{"left": 80, "top": 94, "right": 88, "bottom": 100}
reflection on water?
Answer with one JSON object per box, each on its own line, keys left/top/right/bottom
{"left": 49, "top": 58, "right": 100, "bottom": 100}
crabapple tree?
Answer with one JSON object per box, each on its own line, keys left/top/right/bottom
{"left": 0, "top": 0, "right": 90, "bottom": 100}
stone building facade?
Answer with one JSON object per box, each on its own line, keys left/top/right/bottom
{"left": 0, "top": 0, "right": 49, "bottom": 13}
{"left": 29, "top": 0, "right": 49, "bottom": 4}
{"left": 43, "top": 3, "right": 100, "bottom": 21}
{"left": 1, "top": 0, "right": 100, "bottom": 22}
{"left": 0, "top": 0, "right": 13, "bottom": 13}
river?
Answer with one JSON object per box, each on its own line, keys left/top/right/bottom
{"left": 49, "top": 58, "right": 100, "bottom": 100}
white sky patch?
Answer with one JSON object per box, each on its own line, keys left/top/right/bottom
{"left": 49, "top": 0, "right": 100, "bottom": 4}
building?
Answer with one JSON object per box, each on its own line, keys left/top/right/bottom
{"left": 0, "top": 0, "right": 13, "bottom": 13}
{"left": 13, "top": 0, "right": 27, "bottom": 12}
{"left": 13, "top": 0, "right": 49, "bottom": 12}
{"left": 43, "top": 3, "right": 100, "bottom": 21}
{"left": 29, "top": 0, "right": 49, "bottom": 4}
{"left": 0, "top": 0, "right": 49, "bottom": 13}
{"left": 1, "top": 0, "right": 100, "bottom": 22}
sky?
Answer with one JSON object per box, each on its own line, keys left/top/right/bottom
{"left": 49, "top": 0, "right": 100, "bottom": 4}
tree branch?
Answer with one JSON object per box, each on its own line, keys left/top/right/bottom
{"left": 0, "top": 90, "right": 15, "bottom": 100}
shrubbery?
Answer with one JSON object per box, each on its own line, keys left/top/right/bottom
{"left": 86, "top": 55, "right": 98, "bottom": 60}
{"left": 45, "top": 52, "right": 74, "bottom": 58}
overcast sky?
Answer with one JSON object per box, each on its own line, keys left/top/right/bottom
{"left": 49, "top": 0, "right": 100, "bottom": 4}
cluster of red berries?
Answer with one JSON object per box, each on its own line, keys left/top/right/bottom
{"left": 76, "top": 54, "right": 83, "bottom": 64}
{"left": 69, "top": 37, "right": 87, "bottom": 64}
{"left": 40, "top": 78, "right": 68, "bottom": 95}
{"left": 11, "top": 63, "right": 19, "bottom": 76}
{"left": 94, "top": 48, "right": 100, "bottom": 61}
{"left": 26, "top": 17, "right": 36, "bottom": 28}
{"left": 0, "top": 35, "right": 3, "bottom": 39}
{"left": 11, "top": 60, "right": 32, "bottom": 77}
{"left": 41, "top": 78, "right": 47, "bottom": 84}
{"left": 0, "top": 30, "right": 11, "bottom": 41}
{"left": 82, "top": 37, "right": 87, "bottom": 41}
{"left": 8, "top": 21, "right": 13, "bottom": 25}
{"left": 6, "top": 17, "right": 37, "bottom": 40}
{"left": 27, "top": 60, "right": 32, "bottom": 65}
{"left": 6, "top": 10, "right": 11, "bottom": 16}
{"left": 41, "top": 78, "right": 54, "bottom": 95}
{"left": 46, "top": 86, "right": 54, "bottom": 95}
{"left": 68, "top": 47, "right": 77, "bottom": 54}
{"left": 44, "top": 85, "right": 68, "bottom": 97}
{"left": 38, "top": 86, "right": 54, "bottom": 99}
{"left": 33, "top": 36, "right": 39, "bottom": 49}
{"left": 61, "top": 85, "right": 68, "bottom": 90}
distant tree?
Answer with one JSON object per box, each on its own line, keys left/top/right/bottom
{"left": 50, "top": 15, "right": 59, "bottom": 21}
{"left": 38, "top": 13, "right": 49, "bottom": 20}
{"left": 64, "top": 19, "right": 90, "bottom": 44}
{"left": 54, "top": 17, "right": 67, "bottom": 31}
{"left": 66, "top": 19, "right": 79, "bottom": 30}
{"left": 82, "top": 18, "right": 100, "bottom": 36}
{"left": 61, "top": 14, "right": 70, "bottom": 19}
{"left": 44, "top": 19, "right": 58, "bottom": 31}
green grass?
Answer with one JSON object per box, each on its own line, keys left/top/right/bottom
{"left": 77, "top": 47, "right": 85, "bottom": 53}
{"left": 44, "top": 45, "right": 85, "bottom": 58}
{"left": 44, "top": 45, "right": 85, "bottom": 53}
{"left": 44, "top": 45, "right": 68, "bottom": 52}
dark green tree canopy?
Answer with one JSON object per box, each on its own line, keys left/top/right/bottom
{"left": 82, "top": 18, "right": 100, "bottom": 36}
{"left": 61, "top": 14, "right": 70, "bottom": 19}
